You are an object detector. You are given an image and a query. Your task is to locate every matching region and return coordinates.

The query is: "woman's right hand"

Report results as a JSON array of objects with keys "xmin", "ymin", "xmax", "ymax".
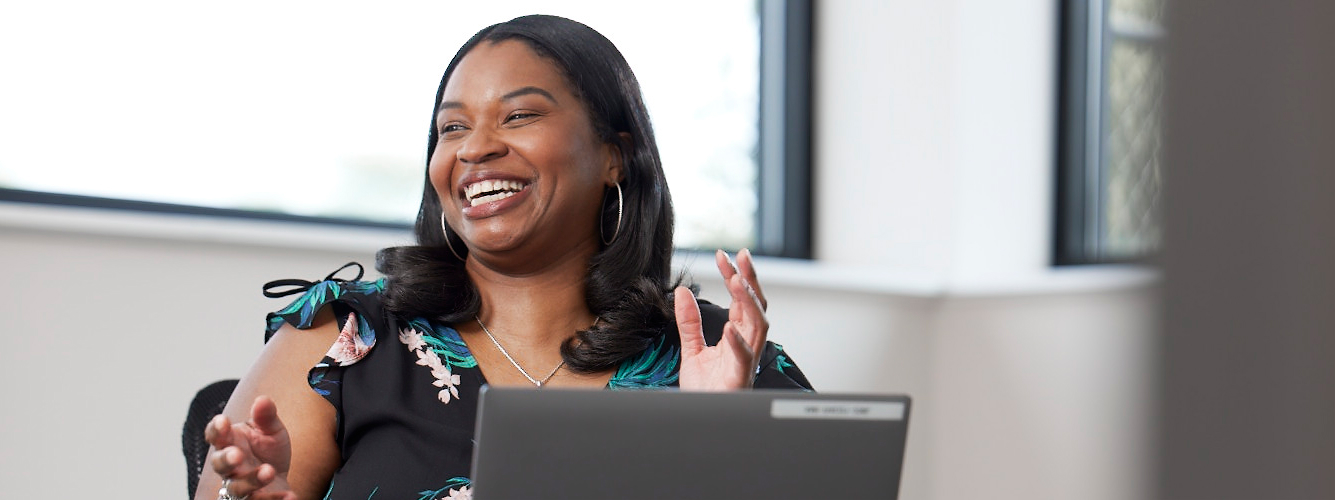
[{"xmin": 204, "ymin": 395, "xmax": 299, "ymax": 500}]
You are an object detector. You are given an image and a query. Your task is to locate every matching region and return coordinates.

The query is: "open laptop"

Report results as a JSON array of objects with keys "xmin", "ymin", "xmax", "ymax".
[{"xmin": 470, "ymin": 387, "xmax": 911, "ymax": 500}]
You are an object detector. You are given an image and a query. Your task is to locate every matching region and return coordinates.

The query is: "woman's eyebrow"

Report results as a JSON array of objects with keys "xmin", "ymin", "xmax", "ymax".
[
  {"xmin": 437, "ymin": 86, "xmax": 558, "ymax": 115},
  {"xmin": 502, "ymin": 86, "xmax": 558, "ymax": 104}
]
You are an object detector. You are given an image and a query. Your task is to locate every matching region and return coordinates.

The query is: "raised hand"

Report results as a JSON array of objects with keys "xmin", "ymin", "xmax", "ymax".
[
  {"xmin": 203, "ymin": 395, "xmax": 299, "ymax": 500},
  {"xmin": 676, "ymin": 249, "xmax": 770, "ymax": 391}
]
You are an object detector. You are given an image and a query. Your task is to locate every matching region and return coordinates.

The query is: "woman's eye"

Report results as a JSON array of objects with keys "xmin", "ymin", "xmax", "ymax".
[
  {"xmin": 506, "ymin": 112, "xmax": 539, "ymax": 123},
  {"xmin": 439, "ymin": 124, "xmax": 466, "ymax": 137}
]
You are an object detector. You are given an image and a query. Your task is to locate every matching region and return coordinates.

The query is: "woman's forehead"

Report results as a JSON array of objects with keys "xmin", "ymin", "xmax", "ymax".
[{"xmin": 440, "ymin": 39, "xmax": 572, "ymax": 105}]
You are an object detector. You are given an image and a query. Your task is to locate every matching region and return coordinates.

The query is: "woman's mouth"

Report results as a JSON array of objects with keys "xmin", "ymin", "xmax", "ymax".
[{"xmin": 463, "ymin": 179, "xmax": 528, "ymax": 207}]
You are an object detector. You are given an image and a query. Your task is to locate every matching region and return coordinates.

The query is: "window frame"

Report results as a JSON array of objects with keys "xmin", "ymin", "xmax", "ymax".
[
  {"xmin": 756, "ymin": 0, "xmax": 813, "ymax": 259},
  {"xmin": 1055, "ymin": 0, "xmax": 1098, "ymax": 265},
  {"xmin": 1054, "ymin": 0, "xmax": 1163, "ymax": 266}
]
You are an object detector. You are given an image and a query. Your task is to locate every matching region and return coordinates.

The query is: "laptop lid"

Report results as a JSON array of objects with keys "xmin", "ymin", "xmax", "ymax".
[{"xmin": 470, "ymin": 387, "xmax": 911, "ymax": 500}]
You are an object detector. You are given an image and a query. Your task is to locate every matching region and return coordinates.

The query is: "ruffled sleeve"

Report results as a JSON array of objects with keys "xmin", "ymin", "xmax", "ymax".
[
  {"xmin": 262, "ymin": 263, "xmax": 390, "ymax": 405},
  {"xmin": 753, "ymin": 342, "xmax": 814, "ymax": 390}
]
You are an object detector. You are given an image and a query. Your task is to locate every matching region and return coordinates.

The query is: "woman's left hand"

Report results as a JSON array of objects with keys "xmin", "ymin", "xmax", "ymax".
[{"xmin": 677, "ymin": 248, "xmax": 769, "ymax": 391}]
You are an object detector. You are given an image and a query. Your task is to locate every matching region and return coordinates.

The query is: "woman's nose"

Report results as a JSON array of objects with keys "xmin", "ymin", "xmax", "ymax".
[{"xmin": 456, "ymin": 127, "xmax": 507, "ymax": 164}]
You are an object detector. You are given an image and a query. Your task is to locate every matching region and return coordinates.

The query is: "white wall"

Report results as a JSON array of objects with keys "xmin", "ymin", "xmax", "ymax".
[
  {"xmin": 0, "ymin": 1, "xmax": 1158, "ymax": 499},
  {"xmin": 810, "ymin": 1, "xmax": 1156, "ymax": 498},
  {"xmin": 0, "ymin": 218, "xmax": 372, "ymax": 499}
]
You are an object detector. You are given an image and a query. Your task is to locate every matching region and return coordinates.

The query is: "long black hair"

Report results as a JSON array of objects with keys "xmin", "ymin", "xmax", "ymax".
[{"xmin": 375, "ymin": 14, "xmax": 679, "ymax": 372}]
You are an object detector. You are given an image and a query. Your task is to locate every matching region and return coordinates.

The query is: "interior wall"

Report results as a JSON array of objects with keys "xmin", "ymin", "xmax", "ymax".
[
  {"xmin": 0, "ymin": 223, "xmax": 374, "ymax": 500},
  {"xmin": 927, "ymin": 289, "xmax": 1156, "ymax": 500},
  {"xmin": 810, "ymin": 1, "xmax": 1156, "ymax": 498}
]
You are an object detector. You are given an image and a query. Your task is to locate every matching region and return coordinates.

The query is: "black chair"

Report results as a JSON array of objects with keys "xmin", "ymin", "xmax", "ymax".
[{"xmin": 183, "ymin": 379, "xmax": 239, "ymax": 498}]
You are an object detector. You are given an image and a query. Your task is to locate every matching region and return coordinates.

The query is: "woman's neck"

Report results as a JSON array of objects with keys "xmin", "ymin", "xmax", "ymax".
[{"xmin": 464, "ymin": 245, "xmax": 597, "ymax": 348}]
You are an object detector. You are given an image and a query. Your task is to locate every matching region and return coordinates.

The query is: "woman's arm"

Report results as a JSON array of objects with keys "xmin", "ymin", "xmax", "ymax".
[{"xmin": 194, "ymin": 307, "xmax": 342, "ymax": 500}]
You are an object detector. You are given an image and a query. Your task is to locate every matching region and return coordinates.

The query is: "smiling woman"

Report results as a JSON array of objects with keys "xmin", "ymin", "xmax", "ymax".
[
  {"xmin": 418, "ymin": 31, "xmax": 665, "ymax": 372},
  {"xmin": 194, "ymin": 15, "xmax": 812, "ymax": 500}
]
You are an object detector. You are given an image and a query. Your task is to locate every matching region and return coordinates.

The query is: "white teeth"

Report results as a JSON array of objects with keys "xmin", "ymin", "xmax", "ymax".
[
  {"xmin": 472, "ymin": 191, "xmax": 518, "ymax": 205},
  {"xmin": 464, "ymin": 179, "xmax": 526, "ymax": 201}
]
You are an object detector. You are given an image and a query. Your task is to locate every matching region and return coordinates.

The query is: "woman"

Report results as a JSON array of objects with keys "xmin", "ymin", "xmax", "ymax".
[{"xmin": 198, "ymin": 14, "xmax": 811, "ymax": 500}]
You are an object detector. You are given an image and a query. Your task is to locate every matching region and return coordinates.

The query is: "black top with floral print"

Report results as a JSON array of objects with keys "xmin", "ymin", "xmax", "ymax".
[{"xmin": 264, "ymin": 275, "xmax": 813, "ymax": 500}]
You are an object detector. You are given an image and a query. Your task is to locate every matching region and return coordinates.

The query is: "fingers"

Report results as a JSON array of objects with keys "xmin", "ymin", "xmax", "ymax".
[
  {"xmin": 723, "ymin": 272, "xmax": 769, "ymax": 358},
  {"xmin": 210, "ymin": 444, "xmax": 243, "ymax": 478},
  {"xmin": 214, "ymin": 464, "xmax": 277, "ymax": 498},
  {"xmin": 211, "ymin": 447, "xmax": 280, "ymax": 498},
  {"xmin": 726, "ymin": 329, "xmax": 756, "ymax": 389},
  {"xmin": 674, "ymin": 286, "xmax": 706, "ymax": 356},
  {"xmin": 205, "ymin": 413, "xmax": 232, "ymax": 449},
  {"xmin": 736, "ymin": 248, "xmax": 767, "ymax": 311},
  {"xmin": 716, "ymin": 249, "xmax": 766, "ymax": 330},
  {"xmin": 681, "ymin": 252, "xmax": 770, "ymax": 391},
  {"xmin": 721, "ymin": 322, "xmax": 755, "ymax": 367},
  {"xmin": 714, "ymin": 248, "xmax": 737, "ymax": 280},
  {"xmin": 207, "ymin": 397, "xmax": 291, "ymax": 499},
  {"xmin": 715, "ymin": 249, "xmax": 767, "ymax": 311},
  {"xmin": 250, "ymin": 395, "xmax": 286, "ymax": 436}
]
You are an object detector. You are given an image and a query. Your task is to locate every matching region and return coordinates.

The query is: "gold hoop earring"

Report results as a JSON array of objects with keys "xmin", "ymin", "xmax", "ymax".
[
  {"xmin": 601, "ymin": 183, "xmax": 623, "ymax": 246},
  {"xmin": 440, "ymin": 212, "xmax": 466, "ymax": 262}
]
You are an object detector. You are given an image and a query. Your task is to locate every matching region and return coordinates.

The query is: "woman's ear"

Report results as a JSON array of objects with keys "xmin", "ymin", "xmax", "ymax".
[{"xmin": 605, "ymin": 132, "xmax": 632, "ymax": 185}]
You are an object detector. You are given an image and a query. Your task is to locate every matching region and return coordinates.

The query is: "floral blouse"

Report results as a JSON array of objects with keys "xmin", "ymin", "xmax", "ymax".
[{"xmin": 263, "ymin": 270, "xmax": 813, "ymax": 500}]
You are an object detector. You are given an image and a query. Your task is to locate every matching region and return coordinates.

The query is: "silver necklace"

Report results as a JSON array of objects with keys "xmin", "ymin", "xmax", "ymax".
[{"xmin": 475, "ymin": 315, "xmax": 597, "ymax": 388}]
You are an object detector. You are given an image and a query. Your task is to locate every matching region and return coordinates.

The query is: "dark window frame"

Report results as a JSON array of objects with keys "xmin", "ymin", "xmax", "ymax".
[
  {"xmin": 1055, "ymin": 0, "xmax": 1104, "ymax": 265},
  {"xmin": 756, "ymin": 0, "xmax": 813, "ymax": 259},
  {"xmin": 1054, "ymin": 0, "xmax": 1162, "ymax": 266}
]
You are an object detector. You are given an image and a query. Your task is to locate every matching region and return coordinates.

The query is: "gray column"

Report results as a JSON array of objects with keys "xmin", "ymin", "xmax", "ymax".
[{"xmin": 1157, "ymin": 1, "xmax": 1335, "ymax": 498}]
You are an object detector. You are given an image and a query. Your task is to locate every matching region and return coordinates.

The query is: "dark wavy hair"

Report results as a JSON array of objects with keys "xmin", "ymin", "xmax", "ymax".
[{"xmin": 375, "ymin": 14, "xmax": 679, "ymax": 373}]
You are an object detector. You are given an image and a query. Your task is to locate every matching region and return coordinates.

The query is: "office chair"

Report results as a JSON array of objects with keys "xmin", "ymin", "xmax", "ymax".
[{"xmin": 182, "ymin": 379, "xmax": 239, "ymax": 498}]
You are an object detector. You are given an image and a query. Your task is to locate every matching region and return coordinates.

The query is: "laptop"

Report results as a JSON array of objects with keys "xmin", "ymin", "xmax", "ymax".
[{"xmin": 470, "ymin": 387, "xmax": 911, "ymax": 500}]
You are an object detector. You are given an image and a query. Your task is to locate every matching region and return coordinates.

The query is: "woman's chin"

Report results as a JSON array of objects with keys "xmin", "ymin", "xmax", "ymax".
[
  {"xmin": 462, "ymin": 236, "xmax": 525, "ymax": 256},
  {"xmin": 465, "ymin": 233, "xmax": 599, "ymax": 265}
]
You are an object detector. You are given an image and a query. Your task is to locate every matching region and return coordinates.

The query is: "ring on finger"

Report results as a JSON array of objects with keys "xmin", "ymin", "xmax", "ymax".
[{"xmin": 218, "ymin": 478, "xmax": 249, "ymax": 500}]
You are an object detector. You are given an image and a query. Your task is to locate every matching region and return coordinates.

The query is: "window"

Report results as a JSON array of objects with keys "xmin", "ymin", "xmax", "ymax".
[
  {"xmin": 0, "ymin": 1, "xmax": 811, "ymax": 257},
  {"xmin": 1055, "ymin": 0, "xmax": 1165, "ymax": 264}
]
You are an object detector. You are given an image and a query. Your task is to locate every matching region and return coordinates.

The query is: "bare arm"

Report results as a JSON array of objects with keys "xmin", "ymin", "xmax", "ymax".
[{"xmin": 194, "ymin": 306, "xmax": 342, "ymax": 500}]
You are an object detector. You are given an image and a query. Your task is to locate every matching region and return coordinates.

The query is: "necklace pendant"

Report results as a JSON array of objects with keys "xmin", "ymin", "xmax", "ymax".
[{"xmin": 475, "ymin": 314, "xmax": 586, "ymax": 391}]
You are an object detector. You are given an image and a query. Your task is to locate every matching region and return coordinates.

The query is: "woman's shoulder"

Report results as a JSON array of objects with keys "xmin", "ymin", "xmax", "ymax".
[
  {"xmin": 265, "ymin": 279, "xmax": 388, "ymax": 337},
  {"xmin": 261, "ymin": 263, "xmax": 393, "ymax": 342}
]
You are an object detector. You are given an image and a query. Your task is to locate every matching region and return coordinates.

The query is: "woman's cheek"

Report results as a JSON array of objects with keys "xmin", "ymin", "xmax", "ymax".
[{"xmin": 427, "ymin": 156, "xmax": 453, "ymax": 203}]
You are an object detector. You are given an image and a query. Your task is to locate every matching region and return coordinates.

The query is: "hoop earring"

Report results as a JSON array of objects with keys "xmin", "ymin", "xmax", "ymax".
[
  {"xmin": 600, "ymin": 183, "xmax": 624, "ymax": 246},
  {"xmin": 440, "ymin": 212, "xmax": 466, "ymax": 262}
]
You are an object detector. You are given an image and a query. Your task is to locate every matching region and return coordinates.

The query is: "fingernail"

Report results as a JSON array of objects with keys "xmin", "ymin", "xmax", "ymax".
[{"xmin": 740, "ymin": 248, "xmax": 752, "ymax": 261}]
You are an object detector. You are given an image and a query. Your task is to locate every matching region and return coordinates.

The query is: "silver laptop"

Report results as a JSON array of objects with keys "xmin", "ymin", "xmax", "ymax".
[{"xmin": 470, "ymin": 386, "xmax": 911, "ymax": 500}]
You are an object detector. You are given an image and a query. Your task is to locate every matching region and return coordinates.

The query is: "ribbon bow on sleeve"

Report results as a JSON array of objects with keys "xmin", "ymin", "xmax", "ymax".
[{"xmin": 261, "ymin": 262, "xmax": 365, "ymax": 298}]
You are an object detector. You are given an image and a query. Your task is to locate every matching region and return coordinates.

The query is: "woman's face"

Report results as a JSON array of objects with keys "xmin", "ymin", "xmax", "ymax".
[{"xmin": 430, "ymin": 39, "xmax": 620, "ymax": 261}]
